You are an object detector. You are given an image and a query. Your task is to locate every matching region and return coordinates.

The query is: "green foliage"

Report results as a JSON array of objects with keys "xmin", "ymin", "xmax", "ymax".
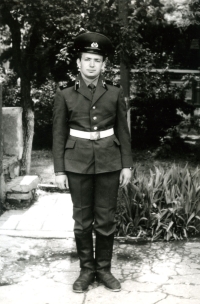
[
  {"xmin": 0, "ymin": 0, "xmax": 87, "ymax": 83},
  {"xmin": 131, "ymin": 0, "xmax": 200, "ymax": 69},
  {"xmin": 1, "ymin": 69, "xmax": 21, "ymax": 106},
  {"xmin": 1, "ymin": 0, "xmax": 200, "ymax": 153},
  {"xmin": 116, "ymin": 164, "xmax": 200, "ymax": 241},
  {"xmin": 154, "ymin": 127, "xmax": 188, "ymax": 158},
  {"xmin": 161, "ymin": 0, "xmax": 200, "ymax": 27},
  {"xmin": 1, "ymin": 69, "xmax": 56, "ymax": 148},
  {"xmin": 1, "ymin": 0, "xmax": 199, "ymax": 82},
  {"xmin": 32, "ymin": 78, "xmax": 57, "ymax": 148},
  {"xmin": 130, "ymin": 68, "xmax": 192, "ymax": 147}
]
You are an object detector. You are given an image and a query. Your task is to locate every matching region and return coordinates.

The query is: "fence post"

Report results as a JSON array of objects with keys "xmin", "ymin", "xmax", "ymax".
[{"xmin": 0, "ymin": 83, "xmax": 3, "ymax": 214}]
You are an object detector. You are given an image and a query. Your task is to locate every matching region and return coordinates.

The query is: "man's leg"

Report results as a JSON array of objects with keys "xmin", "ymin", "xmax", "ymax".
[
  {"xmin": 67, "ymin": 172, "xmax": 95, "ymax": 292},
  {"xmin": 94, "ymin": 171, "xmax": 121, "ymax": 291}
]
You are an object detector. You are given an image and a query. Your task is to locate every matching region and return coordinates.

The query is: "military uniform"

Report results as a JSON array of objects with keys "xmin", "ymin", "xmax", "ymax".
[
  {"xmin": 53, "ymin": 74, "xmax": 132, "ymax": 174},
  {"xmin": 53, "ymin": 32, "xmax": 133, "ymax": 293}
]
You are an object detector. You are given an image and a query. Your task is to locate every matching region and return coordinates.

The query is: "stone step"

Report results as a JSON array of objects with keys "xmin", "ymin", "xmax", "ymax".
[
  {"xmin": 5, "ymin": 175, "xmax": 40, "ymax": 207},
  {"xmin": 6, "ymin": 175, "xmax": 40, "ymax": 193},
  {"xmin": 38, "ymin": 183, "xmax": 70, "ymax": 193},
  {"xmin": 7, "ymin": 191, "xmax": 34, "ymax": 200}
]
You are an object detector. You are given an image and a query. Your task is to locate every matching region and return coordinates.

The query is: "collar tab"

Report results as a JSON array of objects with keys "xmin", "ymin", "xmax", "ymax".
[
  {"xmin": 102, "ymin": 80, "xmax": 108, "ymax": 90},
  {"xmin": 75, "ymin": 80, "xmax": 80, "ymax": 90}
]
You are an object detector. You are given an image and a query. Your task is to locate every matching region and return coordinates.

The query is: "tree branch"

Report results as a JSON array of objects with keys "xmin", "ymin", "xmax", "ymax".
[{"xmin": 1, "ymin": 4, "xmax": 22, "ymax": 76}]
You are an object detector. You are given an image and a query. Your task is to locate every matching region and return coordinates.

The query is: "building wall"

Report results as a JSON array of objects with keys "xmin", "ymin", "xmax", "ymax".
[
  {"xmin": 0, "ymin": 107, "xmax": 23, "ymax": 204},
  {"xmin": 2, "ymin": 107, "xmax": 23, "ymax": 159}
]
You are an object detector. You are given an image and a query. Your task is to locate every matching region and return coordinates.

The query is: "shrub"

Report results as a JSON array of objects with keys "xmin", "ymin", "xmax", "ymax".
[
  {"xmin": 1, "ymin": 69, "xmax": 21, "ymax": 107},
  {"xmin": 116, "ymin": 164, "xmax": 200, "ymax": 241},
  {"xmin": 32, "ymin": 78, "xmax": 57, "ymax": 149},
  {"xmin": 1, "ymin": 69, "xmax": 57, "ymax": 149},
  {"xmin": 130, "ymin": 69, "xmax": 192, "ymax": 147}
]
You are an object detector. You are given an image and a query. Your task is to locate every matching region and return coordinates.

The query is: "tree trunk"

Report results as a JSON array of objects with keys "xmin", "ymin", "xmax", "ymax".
[
  {"xmin": 21, "ymin": 108, "xmax": 34, "ymax": 175},
  {"xmin": 2, "ymin": 5, "xmax": 34, "ymax": 175},
  {"xmin": 118, "ymin": 0, "xmax": 131, "ymax": 133},
  {"xmin": 20, "ymin": 76, "xmax": 34, "ymax": 175}
]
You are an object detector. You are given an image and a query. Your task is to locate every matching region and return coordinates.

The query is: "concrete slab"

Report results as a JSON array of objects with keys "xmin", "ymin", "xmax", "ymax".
[
  {"xmin": 167, "ymin": 274, "xmax": 200, "ymax": 285},
  {"xmin": 6, "ymin": 175, "xmax": 40, "ymax": 193},
  {"xmin": 162, "ymin": 284, "xmax": 200, "ymax": 300},
  {"xmin": 0, "ymin": 229, "xmax": 74, "ymax": 238},
  {"xmin": 0, "ymin": 218, "xmax": 20, "ymax": 230},
  {"xmin": 15, "ymin": 219, "xmax": 44, "ymax": 230},
  {"xmin": 122, "ymin": 280, "xmax": 158, "ymax": 292},
  {"xmin": 85, "ymin": 286, "xmax": 166, "ymax": 304},
  {"xmin": 2, "ymin": 107, "xmax": 23, "ymax": 159},
  {"xmin": 1, "ymin": 190, "xmax": 200, "ymax": 304},
  {"xmin": 0, "ymin": 278, "xmax": 84, "ymax": 304},
  {"xmin": 7, "ymin": 191, "xmax": 33, "ymax": 200},
  {"xmin": 0, "ymin": 210, "xmax": 26, "ymax": 220},
  {"xmin": 41, "ymin": 220, "xmax": 74, "ymax": 231},
  {"xmin": 136, "ymin": 273, "xmax": 169, "ymax": 284},
  {"xmin": 0, "ymin": 192, "xmax": 73, "ymax": 238},
  {"xmin": 158, "ymin": 295, "xmax": 200, "ymax": 304}
]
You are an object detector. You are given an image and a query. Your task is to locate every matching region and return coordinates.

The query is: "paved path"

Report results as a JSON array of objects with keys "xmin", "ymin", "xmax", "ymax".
[
  {"xmin": 1, "ymin": 190, "xmax": 200, "ymax": 304},
  {"xmin": 0, "ymin": 191, "xmax": 74, "ymax": 238}
]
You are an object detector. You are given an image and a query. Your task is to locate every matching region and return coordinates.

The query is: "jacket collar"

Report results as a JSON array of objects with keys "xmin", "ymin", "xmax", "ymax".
[{"xmin": 75, "ymin": 74, "xmax": 107, "ymax": 106}]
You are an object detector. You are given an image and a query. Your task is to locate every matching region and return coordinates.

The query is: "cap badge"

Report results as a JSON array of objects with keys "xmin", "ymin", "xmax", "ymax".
[{"xmin": 91, "ymin": 42, "xmax": 98, "ymax": 48}]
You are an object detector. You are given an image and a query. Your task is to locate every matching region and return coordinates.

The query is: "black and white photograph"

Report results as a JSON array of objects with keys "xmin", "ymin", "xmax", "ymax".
[{"xmin": 1, "ymin": 0, "xmax": 200, "ymax": 303}]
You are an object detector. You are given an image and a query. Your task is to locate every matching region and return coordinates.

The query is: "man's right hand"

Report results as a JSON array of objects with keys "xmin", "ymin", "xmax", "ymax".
[{"xmin": 55, "ymin": 174, "xmax": 69, "ymax": 189}]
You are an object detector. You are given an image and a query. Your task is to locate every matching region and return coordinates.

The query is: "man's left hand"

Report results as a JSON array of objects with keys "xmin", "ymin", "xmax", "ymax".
[{"xmin": 119, "ymin": 168, "xmax": 132, "ymax": 188}]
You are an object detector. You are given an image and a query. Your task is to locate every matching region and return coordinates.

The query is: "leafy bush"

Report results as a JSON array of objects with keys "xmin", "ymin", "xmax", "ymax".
[
  {"xmin": 1, "ymin": 69, "xmax": 56, "ymax": 149},
  {"xmin": 1, "ymin": 69, "xmax": 21, "ymax": 107},
  {"xmin": 32, "ymin": 78, "xmax": 57, "ymax": 148},
  {"xmin": 116, "ymin": 164, "xmax": 200, "ymax": 241},
  {"xmin": 130, "ymin": 69, "xmax": 192, "ymax": 147}
]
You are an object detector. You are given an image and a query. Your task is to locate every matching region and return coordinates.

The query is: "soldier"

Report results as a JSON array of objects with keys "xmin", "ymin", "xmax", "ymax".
[{"xmin": 53, "ymin": 32, "xmax": 133, "ymax": 293}]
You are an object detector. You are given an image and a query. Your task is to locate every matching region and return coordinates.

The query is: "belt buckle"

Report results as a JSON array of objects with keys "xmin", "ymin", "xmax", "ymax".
[{"xmin": 90, "ymin": 131, "xmax": 100, "ymax": 140}]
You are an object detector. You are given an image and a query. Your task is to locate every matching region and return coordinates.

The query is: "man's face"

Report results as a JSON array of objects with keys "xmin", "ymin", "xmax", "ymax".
[{"xmin": 77, "ymin": 53, "xmax": 105, "ymax": 79}]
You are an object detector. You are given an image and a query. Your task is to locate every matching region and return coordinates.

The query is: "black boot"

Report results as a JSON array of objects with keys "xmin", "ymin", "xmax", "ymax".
[
  {"xmin": 95, "ymin": 232, "xmax": 121, "ymax": 292},
  {"xmin": 73, "ymin": 229, "xmax": 95, "ymax": 293}
]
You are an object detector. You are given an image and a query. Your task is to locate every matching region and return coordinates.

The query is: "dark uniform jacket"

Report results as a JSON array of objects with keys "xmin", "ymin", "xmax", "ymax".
[{"xmin": 53, "ymin": 74, "xmax": 133, "ymax": 174}]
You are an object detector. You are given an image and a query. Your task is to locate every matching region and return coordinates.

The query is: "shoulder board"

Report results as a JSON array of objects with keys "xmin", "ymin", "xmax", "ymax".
[
  {"xmin": 104, "ymin": 79, "xmax": 120, "ymax": 88},
  {"xmin": 59, "ymin": 80, "xmax": 76, "ymax": 91}
]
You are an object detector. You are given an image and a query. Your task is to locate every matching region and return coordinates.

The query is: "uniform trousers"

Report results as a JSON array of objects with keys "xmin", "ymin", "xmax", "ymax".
[{"xmin": 66, "ymin": 170, "xmax": 120, "ymax": 236}]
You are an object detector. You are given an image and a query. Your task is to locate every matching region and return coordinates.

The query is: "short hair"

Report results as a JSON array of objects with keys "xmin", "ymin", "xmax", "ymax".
[{"xmin": 78, "ymin": 52, "xmax": 105, "ymax": 62}]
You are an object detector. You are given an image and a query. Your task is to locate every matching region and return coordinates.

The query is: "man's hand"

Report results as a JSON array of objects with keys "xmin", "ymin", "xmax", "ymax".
[
  {"xmin": 55, "ymin": 174, "xmax": 69, "ymax": 189},
  {"xmin": 119, "ymin": 168, "xmax": 132, "ymax": 188}
]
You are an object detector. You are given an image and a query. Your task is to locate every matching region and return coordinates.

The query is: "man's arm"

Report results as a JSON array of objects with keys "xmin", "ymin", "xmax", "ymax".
[
  {"xmin": 114, "ymin": 87, "xmax": 133, "ymax": 187},
  {"xmin": 53, "ymin": 89, "xmax": 70, "ymax": 190},
  {"xmin": 119, "ymin": 168, "xmax": 132, "ymax": 188},
  {"xmin": 52, "ymin": 89, "xmax": 68, "ymax": 172},
  {"xmin": 114, "ymin": 87, "xmax": 133, "ymax": 168},
  {"xmin": 55, "ymin": 173, "xmax": 69, "ymax": 189}
]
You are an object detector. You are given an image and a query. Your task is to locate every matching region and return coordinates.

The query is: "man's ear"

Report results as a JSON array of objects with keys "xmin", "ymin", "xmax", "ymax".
[
  {"xmin": 77, "ymin": 58, "xmax": 81, "ymax": 70},
  {"xmin": 101, "ymin": 61, "xmax": 106, "ymax": 73}
]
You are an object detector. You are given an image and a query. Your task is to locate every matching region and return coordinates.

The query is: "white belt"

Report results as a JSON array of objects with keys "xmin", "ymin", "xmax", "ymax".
[{"xmin": 70, "ymin": 128, "xmax": 114, "ymax": 140}]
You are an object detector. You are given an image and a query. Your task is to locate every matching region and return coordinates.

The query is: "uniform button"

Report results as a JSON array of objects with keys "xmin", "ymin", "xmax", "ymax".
[
  {"xmin": 93, "ymin": 116, "xmax": 97, "ymax": 120},
  {"xmin": 92, "ymin": 106, "xmax": 96, "ymax": 109},
  {"xmin": 94, "ymin": 126, "xmax": 98, "ymax": 130}
]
